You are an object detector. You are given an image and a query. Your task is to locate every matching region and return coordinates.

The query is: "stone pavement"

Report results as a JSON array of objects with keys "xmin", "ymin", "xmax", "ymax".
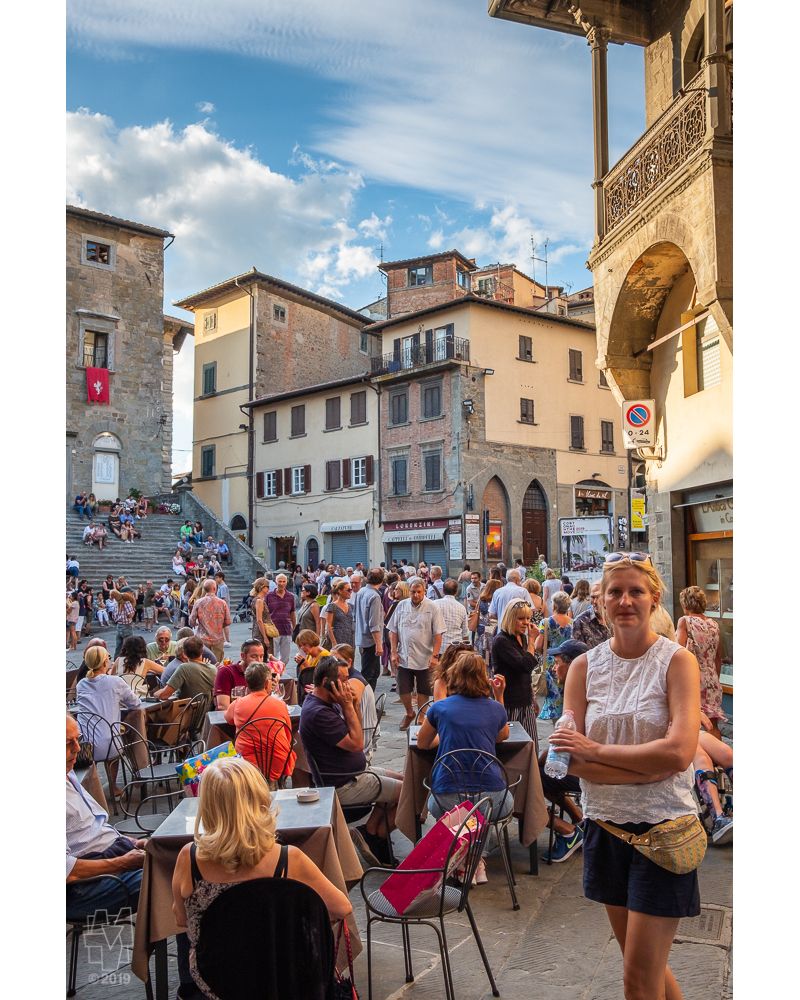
[{"xmin": 67, "ymin": 621, "xmax": 732, "ymax": 998}]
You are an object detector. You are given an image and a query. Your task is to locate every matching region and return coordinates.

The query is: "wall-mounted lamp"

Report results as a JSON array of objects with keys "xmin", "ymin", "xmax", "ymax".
[
  {"xmin": 238, "ymin": 423, "xmax": 248, "ymax": 431},
  {"xmin": 462, "ymin": 398, "xmax": 474, "ymax": 414},
  {"xmin": 483, "ymin": 368, "xmax": 495, "ymax": 376}
]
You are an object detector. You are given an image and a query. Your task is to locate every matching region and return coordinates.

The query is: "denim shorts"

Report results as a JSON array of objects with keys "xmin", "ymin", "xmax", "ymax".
[{"xmin": 582, "ymin": 818, "xmax": 701, "ymax": 918}]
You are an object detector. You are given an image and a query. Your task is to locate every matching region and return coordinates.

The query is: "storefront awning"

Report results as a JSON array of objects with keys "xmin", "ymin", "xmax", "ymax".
[
  {"xmin": 384, "ymin": 528, "xmax": 446, "ymax": 543},
  {"xmin": 320, "ymin": 520, "xmax": 368, "ymax": 533},
  {"xmin": 671, "ymin": 496, "xmax": 732, "ymax": 509}
]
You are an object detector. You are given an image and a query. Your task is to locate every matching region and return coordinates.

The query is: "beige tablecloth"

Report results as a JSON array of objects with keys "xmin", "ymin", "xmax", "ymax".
[
  {"xmin": 77, "ymin": 763, "xmax": 108, "ymax": 812},
  {"xmin": 395, "ymin": 739, "xmax": 548, "ymax": 848},
  {"xmin": 131, "ymin": 792, "xmax": 363, "ymax": 984}
]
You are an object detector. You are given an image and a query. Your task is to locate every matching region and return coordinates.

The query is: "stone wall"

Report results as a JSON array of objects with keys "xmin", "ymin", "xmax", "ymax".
[
  {"xmin": 66, "ymin": 212, "xmax": 173, "ymax": 497},
  {"xmin": 253, "ymin": 286, "xmax": 368, "ymax": 398}
]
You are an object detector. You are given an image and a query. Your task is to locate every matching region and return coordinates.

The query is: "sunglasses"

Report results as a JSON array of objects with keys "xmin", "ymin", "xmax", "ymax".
[{"xmin": 604, "ymin": 552, "xmax": 653, "ymax": 567}]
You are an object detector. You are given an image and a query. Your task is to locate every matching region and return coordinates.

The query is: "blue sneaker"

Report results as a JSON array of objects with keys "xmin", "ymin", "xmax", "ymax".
[{"xmin": 544, "ymin": 826, "xmax": 584, "ymax": 863}]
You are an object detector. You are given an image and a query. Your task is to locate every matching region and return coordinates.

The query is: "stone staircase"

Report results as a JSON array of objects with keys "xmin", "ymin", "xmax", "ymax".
[{"xmin": 66, "ymin": 506, "xmax": 257, "ymax": 607}]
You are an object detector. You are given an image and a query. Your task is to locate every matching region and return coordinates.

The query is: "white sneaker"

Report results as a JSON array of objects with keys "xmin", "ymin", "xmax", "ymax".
[
  {"xmin": 223, "ymin": 641, "xmax": 231, "ymax": 647},
  {"xmin": 475, "ymin": 859, "xmax": 488, "ymax": 884}
]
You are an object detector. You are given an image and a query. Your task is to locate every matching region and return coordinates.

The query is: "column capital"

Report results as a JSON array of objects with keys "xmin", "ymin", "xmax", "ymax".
[{"xmin": 567, "ymin": 4, "xmax": 610, "ymax": 47}]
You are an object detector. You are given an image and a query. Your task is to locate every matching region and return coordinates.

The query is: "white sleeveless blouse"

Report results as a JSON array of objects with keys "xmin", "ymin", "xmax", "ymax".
[{"xmin": 579, "ymin": 636, "xmax": 697, "ymax": 824}]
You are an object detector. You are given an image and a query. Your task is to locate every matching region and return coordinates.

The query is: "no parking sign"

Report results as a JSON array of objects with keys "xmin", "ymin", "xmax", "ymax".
[{"xmin": 622, "ymin": 399, "xmax": 655, "ymax": 449}]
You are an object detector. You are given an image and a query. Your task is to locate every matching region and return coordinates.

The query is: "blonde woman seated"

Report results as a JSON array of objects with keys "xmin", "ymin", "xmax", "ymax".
[{"xmin": 172, "ymin": 757, "xmax": 352, "ymax": 999}]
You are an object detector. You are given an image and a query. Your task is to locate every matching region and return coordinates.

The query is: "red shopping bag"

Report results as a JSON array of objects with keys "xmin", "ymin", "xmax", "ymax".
[{"xmin": 380, "ymin": 801, "xmax": 485, "ymax": 915}]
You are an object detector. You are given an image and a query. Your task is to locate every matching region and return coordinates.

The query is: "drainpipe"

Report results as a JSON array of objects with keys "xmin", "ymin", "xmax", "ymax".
[
  {"xmin": 234, "ymin": 274, "xmax": 256, "ymax": 548},
  {"xmin": 364, "ymin": 374, "xmax": 383, "ymax": 562}
]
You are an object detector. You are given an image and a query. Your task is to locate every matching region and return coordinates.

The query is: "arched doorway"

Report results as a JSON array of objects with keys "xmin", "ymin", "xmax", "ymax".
[
  {"xmin": 522, "ymin": 479, "xmax": 548, "ymax": 565},
  {"xmin": 91, "ymin": 432, "xmax": 121, "ymax": 500},
  {"xmin": 230, "ymin": 514, "xmax": 247, "ymax": 532},
  {"xmin": 481, "ymin": 476, "xmax": 510, "ymax": 564},
  {"xmin": 306, "ymin": 537, "xmax": 319, "ymax": 571}
]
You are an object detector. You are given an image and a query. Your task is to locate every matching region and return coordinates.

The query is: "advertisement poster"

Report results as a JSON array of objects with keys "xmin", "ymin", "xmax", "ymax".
[
  {"xmin": 486, "ymin": 520, "xmax": 503, "ymax": 560},
  {"xmin": 559, "ymin": 516, "xmax": 613, "ymax": 582},
  {"xmin": 448, "ymin": 518, "xmax": 463, "ymax": 561},
  {"xmin": 464, "ymin": 514, "xmax": 481, "ymax": 560},
  {"xmin": 631, "ymin": 495, "xmax": 646, "ymax": 532}
]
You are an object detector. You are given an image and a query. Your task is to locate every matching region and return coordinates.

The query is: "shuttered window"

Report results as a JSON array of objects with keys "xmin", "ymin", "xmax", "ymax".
[
  {"xmin": 288, "ymin": 465, "xmax": 310, "ymax": 494},
  {"xmin": 350, "ymin": 391, "xmax": 367, "ymax": 425},
  {"xmin": 390, "ymin": 390, "xmax": 408, "ymax": 425},
  {"xmin": 325, "ymin": 396, "xmax": 341, "ymax": 430},
  {"xmin": 697, "ymin": 320, "xmax": 721, "ymax": 390},
  {"xmin": 520, "ymin": 398, "xmax": 535, "ymax": 424},
  {"xmin": 325, "ymin": 460, "xmax": 341, "ymax": 491},
  {"xmin": 569, "ymin": 349, "xmax": 583, "ymax": 381},
  {"xmin": 601, "ymin": 420, "xmax": 614, "ymax": 453},
  {"xmin": 570, "ymin": 415, "xmax": 585, "ymax": 450},
  {"xmin": 201, "ymin": 362, "xmax": 217, "ymax": 395},
  {"xmin": 422, "ymin": 381, "xmax": 442, "ymax": 419},
  {"xmin": 391, "ymin": 456, "xmax": 408, "ymax": 496},
  {"xmin": 424, "ymin": 450, "xmax": 442, "ymax": 491},
  {"xmin": 256, "ymin": 470, "xmax": 279, "ymax": 498},
  {"xmin": 201, "ymin": 446, "xmax": 215, "ymax": 478},
  {"xmin": 263, "ymin": 411, "xmax": 277, "ymax": 442},
  {"xmin": 518, "ymin": 335, "xmax": 533, "ymax": 362},
  {"xmin": 290, "ymin": 405, "xmax": 305, "ymax": 436}
]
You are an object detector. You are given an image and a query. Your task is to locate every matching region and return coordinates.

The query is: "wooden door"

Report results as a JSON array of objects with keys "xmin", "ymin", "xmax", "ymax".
[{"xmin": 522, "ymin": 509, "xmax": 547, "ymax": 565}]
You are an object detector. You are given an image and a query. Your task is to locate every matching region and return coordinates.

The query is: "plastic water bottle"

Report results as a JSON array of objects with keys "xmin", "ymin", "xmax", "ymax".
[{"xmin": 544, "ymin": 709, "xmax": 576, "ymax": 779}]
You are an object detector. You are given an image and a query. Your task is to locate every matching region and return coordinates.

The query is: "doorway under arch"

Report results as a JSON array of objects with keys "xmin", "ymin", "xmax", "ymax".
[
  {"xmin": 91, "ymin": 432, "xmax": 121, "ymax": 500},
  {"xmin": 230, "ymin": 513, "xmax": 247, "ymax": 533},
  {"xmin": 306, "ymin": 537, "xmax": 320, "ymax": 571},
  {"xmin": 481, "ymin": 476, "xmax": 510, "ymax": 564},
  {"xmin": 522, "ymin": 479, "xmax": 548, "ymax": 565}
]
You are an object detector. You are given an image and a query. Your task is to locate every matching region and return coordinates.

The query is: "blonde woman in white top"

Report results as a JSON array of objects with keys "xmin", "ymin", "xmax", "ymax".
[{"xmin": 551, "ymin": 553, "xmax": 700, "ymax": 1000}]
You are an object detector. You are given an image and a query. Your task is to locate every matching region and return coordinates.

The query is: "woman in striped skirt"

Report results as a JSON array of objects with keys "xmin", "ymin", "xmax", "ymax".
[{"xmin": 491, "ymin": 598, "xmax": 540, "ymax": 740}]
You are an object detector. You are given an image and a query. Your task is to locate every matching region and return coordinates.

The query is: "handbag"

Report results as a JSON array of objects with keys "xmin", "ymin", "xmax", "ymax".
[
  {"xmin": 333, "ymin": 918, "xmax": 359, "ymax": 999},
  {"xmin": 258, "ymin": 600, "xmax": 280, "ymax": 639},
  {"xmin": 467, "ymin": 607, "xmax": 479, "ymax": 632},
  {"xmin": 594, "ymin": 814, "xmax": 707, "ymax": 875}
]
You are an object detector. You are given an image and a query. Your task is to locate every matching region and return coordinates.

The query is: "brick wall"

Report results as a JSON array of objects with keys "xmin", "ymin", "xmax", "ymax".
[
  {"xmin": 253, "ymin": 286, "xmax": 368, "ymax": 397},
  {"xmin": 385, "ymin": 257, "xmax": 470, "ymax": 317},
  {"xmin": 66, "ymin": 214, "xmax": 174, "ymax": 497}
]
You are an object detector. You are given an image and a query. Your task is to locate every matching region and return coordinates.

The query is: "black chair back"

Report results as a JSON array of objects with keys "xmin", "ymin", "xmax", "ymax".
[
  {"xmin": 415, "ymin": 698, "xmax": 433, "ymax": 724},
  {"xmin": 235, "ymin": 717, "xmax": 294, "ymax": 785},
  {"xmin": 374, "ymin": 692, "xmax": 386, "ymax": 727},
  {"xmin": 427, "ymin": 749, "xmax": 516, "ymax": 820},
  {"xmin": 175, "ymin": 693, "xmax": 210, "ymax": 746},
  {"xmin": 75, "ymin": 711, "xmax": 115, "ymax": 762},
  {"xmin": 194, "ymin": 878, "xmax": 336, "ymax": 1000},
  {"xmin": 110, "ymin": 720, "xmax": 151, "ymax": 778}
]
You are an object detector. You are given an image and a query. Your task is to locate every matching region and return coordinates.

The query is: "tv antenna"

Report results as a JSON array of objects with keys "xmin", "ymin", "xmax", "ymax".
[{"xmin": 530, "ymin": 235, "xmax": 550, "ymax": 300}]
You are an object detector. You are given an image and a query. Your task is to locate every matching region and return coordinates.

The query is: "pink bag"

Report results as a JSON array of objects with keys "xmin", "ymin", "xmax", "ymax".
[{"xmin": 380, "ymin": 801, "xmax": 485, "ymax": 915}]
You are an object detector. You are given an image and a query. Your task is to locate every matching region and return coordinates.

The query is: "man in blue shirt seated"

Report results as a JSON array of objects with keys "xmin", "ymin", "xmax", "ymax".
[
  {"xmin": 66, "ymin": 714, "xmax": 146, "ymax": 919},
  {"xmin": 299, "ymin": 658, "xmax": 402, "ymax": 866}
]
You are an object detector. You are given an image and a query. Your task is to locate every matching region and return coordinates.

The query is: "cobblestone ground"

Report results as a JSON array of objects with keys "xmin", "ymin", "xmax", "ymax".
[{"xmin": 67, "ymin": 622, "xmax": 732, "ymax": 999}]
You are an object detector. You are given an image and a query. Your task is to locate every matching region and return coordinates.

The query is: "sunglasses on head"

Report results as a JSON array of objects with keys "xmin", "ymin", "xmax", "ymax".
[{"xmin": 604, "ymin": 552, "xmax": 653, "ymax": 566}]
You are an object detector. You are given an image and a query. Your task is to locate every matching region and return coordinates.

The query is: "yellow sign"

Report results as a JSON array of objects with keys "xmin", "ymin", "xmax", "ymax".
[{"xmin": 631, "ymin": 496, "xmax": 646, "ymax": 531}]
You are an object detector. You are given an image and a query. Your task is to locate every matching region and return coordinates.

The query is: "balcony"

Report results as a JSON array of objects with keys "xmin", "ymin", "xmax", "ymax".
[
  {"xmin": 602, "ymin": 74, "xmax": 707, "ymax": 237},
  {"xmin": 371, "ymin": 336, "xmax": 470, "ymax": 376}
]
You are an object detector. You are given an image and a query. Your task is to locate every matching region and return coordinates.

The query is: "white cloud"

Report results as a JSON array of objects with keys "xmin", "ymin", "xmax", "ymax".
[
  {"xmin": 196, "ymin": 100, "xmax": 215, "ymax": 114},
  {"xmin": 67, "ymin": 0, "xmax": 644, "ymax": 249},
  {"xmin": 358, "ymin": 212, "xmax": 392, "ymax": 242},
  {"xmin": 427, "ymin": 229, "xmax": 444, "ymax": 251},
  {"xmin": 66, "ymin": 108, "xmax": 386, "ymax": 470}
]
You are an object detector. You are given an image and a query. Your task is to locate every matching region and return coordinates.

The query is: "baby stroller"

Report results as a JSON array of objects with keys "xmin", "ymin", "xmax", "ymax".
[{"xmin": 232, "ymin": 593, "xmax": 253, "ymax": 624}]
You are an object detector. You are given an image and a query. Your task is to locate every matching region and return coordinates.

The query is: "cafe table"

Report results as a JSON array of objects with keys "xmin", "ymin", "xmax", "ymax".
[
  {"xmin": 395, "ymin": 720, "xmax": 549, "ymax": 875},
  {"xmin": 69, "ymin": 700, "xmax": 186, "ymax": 774},
  {"xmin": 131, "ymin": 786, "xmax": 363, "ymax": 998}
]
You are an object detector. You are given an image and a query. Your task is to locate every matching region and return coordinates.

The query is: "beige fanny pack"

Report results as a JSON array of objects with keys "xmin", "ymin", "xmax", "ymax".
[{"xmin": 594, "ymin": 814, "xmax": 707, "ymax": 875}]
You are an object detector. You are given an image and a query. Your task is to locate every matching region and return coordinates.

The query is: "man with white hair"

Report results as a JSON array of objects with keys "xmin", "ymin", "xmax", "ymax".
[
  {"xmin": 349, "ymin": 571, "xmax": 363, "ymax": 603},
  {"xmin": 189, "ymin": 579, "xmax": 231, "ymax": 662},
  {"xmin": 488, "ymin": 568, "xmax": 532, "ymax": 624},
  {"xmin": 266, "ymin": 572, "xmax": 296, "ymax": 664},
  {"xmin": 146, "ymin": 626, "xmax": 177, "ymax": 665},
  {"xmin": 426, "ymin": 565, "xmax": 444, "ymax": 600}
]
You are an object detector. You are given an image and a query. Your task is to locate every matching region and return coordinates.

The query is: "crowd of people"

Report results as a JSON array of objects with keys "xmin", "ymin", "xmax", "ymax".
[{"xmin": 66, "ymin": 547, "xmax": 732, "ymax": 1000}]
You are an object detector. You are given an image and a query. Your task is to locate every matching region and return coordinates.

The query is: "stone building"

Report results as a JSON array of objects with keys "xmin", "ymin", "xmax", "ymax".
[
  {"xmin": 367, "ymin": 286, "xmax": 628, "ymax": 576},
  {"xmin": 175, "ymin": 270, "xmax": 374, "ymax": 541},
  {"xmin": 490, "ymin": 1, "xmax": 733, "ymax": 672},
  {"xmin": 66, "ymin": 206, "xmax": 191, "ymax": 500}
]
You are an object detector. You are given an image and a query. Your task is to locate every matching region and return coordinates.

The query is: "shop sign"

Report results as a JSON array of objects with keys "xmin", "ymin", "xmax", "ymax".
[
  {"xmin": 623, "ymin": 399, "xmax": 656, "ymax": 449},
  {"xmin": 631, "ymin": 495, "xmax": 646, "ymax": 532},
  {"xmin": 383, "ymin": 518, "xmax": 449, "ymax": 531},
  {"xmin": 448, "ymin": 518, "xmax": 463, "ymax": 561},
  {"xmin": 575, "ymin": 487, "xmax": 612, "ymax": 500},
  {"xmin": 464, "ymin": 514, "xmax": 481, "ymax": 560},
  {"xmin": 693, "ymin": 498, "xmax": 733, "ymax": 533}
]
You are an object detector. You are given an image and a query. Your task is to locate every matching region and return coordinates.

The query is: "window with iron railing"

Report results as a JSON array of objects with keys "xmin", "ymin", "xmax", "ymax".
[{"xmin": 83, "ymin": 331, "xmax": 109, "ymax": 369}]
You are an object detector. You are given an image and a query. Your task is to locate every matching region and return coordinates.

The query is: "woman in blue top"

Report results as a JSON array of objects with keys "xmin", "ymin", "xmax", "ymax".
[{"xmin": 418, "ymin": 651, "xmax": 512, "ymax": 818}]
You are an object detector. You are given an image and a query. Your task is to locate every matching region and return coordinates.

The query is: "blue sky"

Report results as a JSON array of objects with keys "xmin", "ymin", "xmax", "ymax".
[{"xmin": 66, "ymin": 0, "xmax": 645, "ymax": 471}]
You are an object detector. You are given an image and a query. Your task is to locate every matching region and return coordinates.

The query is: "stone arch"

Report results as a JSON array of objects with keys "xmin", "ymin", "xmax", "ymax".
[
  {"xmin": 91, "ymin": 432, "xmax": 122, "ymax": 500},
  {"xmin": 230, "ymin": 513, "xmax": 247, "ymax": 532},
  {"xmin": 480, "ymin": 475, "xmax": 511, "ymax": 564},
  {"xmin": 681, "ymin": 0, "xmax": 706, "ymax": 84},
  {"xmin": 521, "ymin": 478, "xmax": 549, "ymax": 564}
]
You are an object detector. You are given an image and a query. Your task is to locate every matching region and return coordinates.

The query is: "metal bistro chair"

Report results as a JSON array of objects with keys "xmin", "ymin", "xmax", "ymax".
[
  {"xmin": 66, "ymin": 875, "xmax": 137, "ymax": 997},
  {"xmin": 111, "ymin": 721, "xmax": 189, "ymax": 834},
  {"xmin": 424, "ymin": 749, "xmax": 522, "ymax": 910},
  {"xmin": 75, "ymin": 711, "xmax": 119, "ymax": 811},
  {"xmin": 235, "ymin": 718, "xmax": 295, "ymax": 789},
  {"xmin": 149, "ymin": 693, "xmax": 209, "ymax": 756},
  {"xmin": 66, "ymin": 667, "xmax": 79, "ymax": 704},
  {"xmin": 414, "ymin": 698, "xmax": 433, "ymax": 724},
  {"xmin": 304, "ymin": 747, "xmax": 395, "ymax": 866},
  {"xmin": 374, "ymin": 691, "xmax": 387, "ymax": 729},
  {"xmin": 360, "ymin": 797, "xmax": 499, "ymax": 1000}
]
